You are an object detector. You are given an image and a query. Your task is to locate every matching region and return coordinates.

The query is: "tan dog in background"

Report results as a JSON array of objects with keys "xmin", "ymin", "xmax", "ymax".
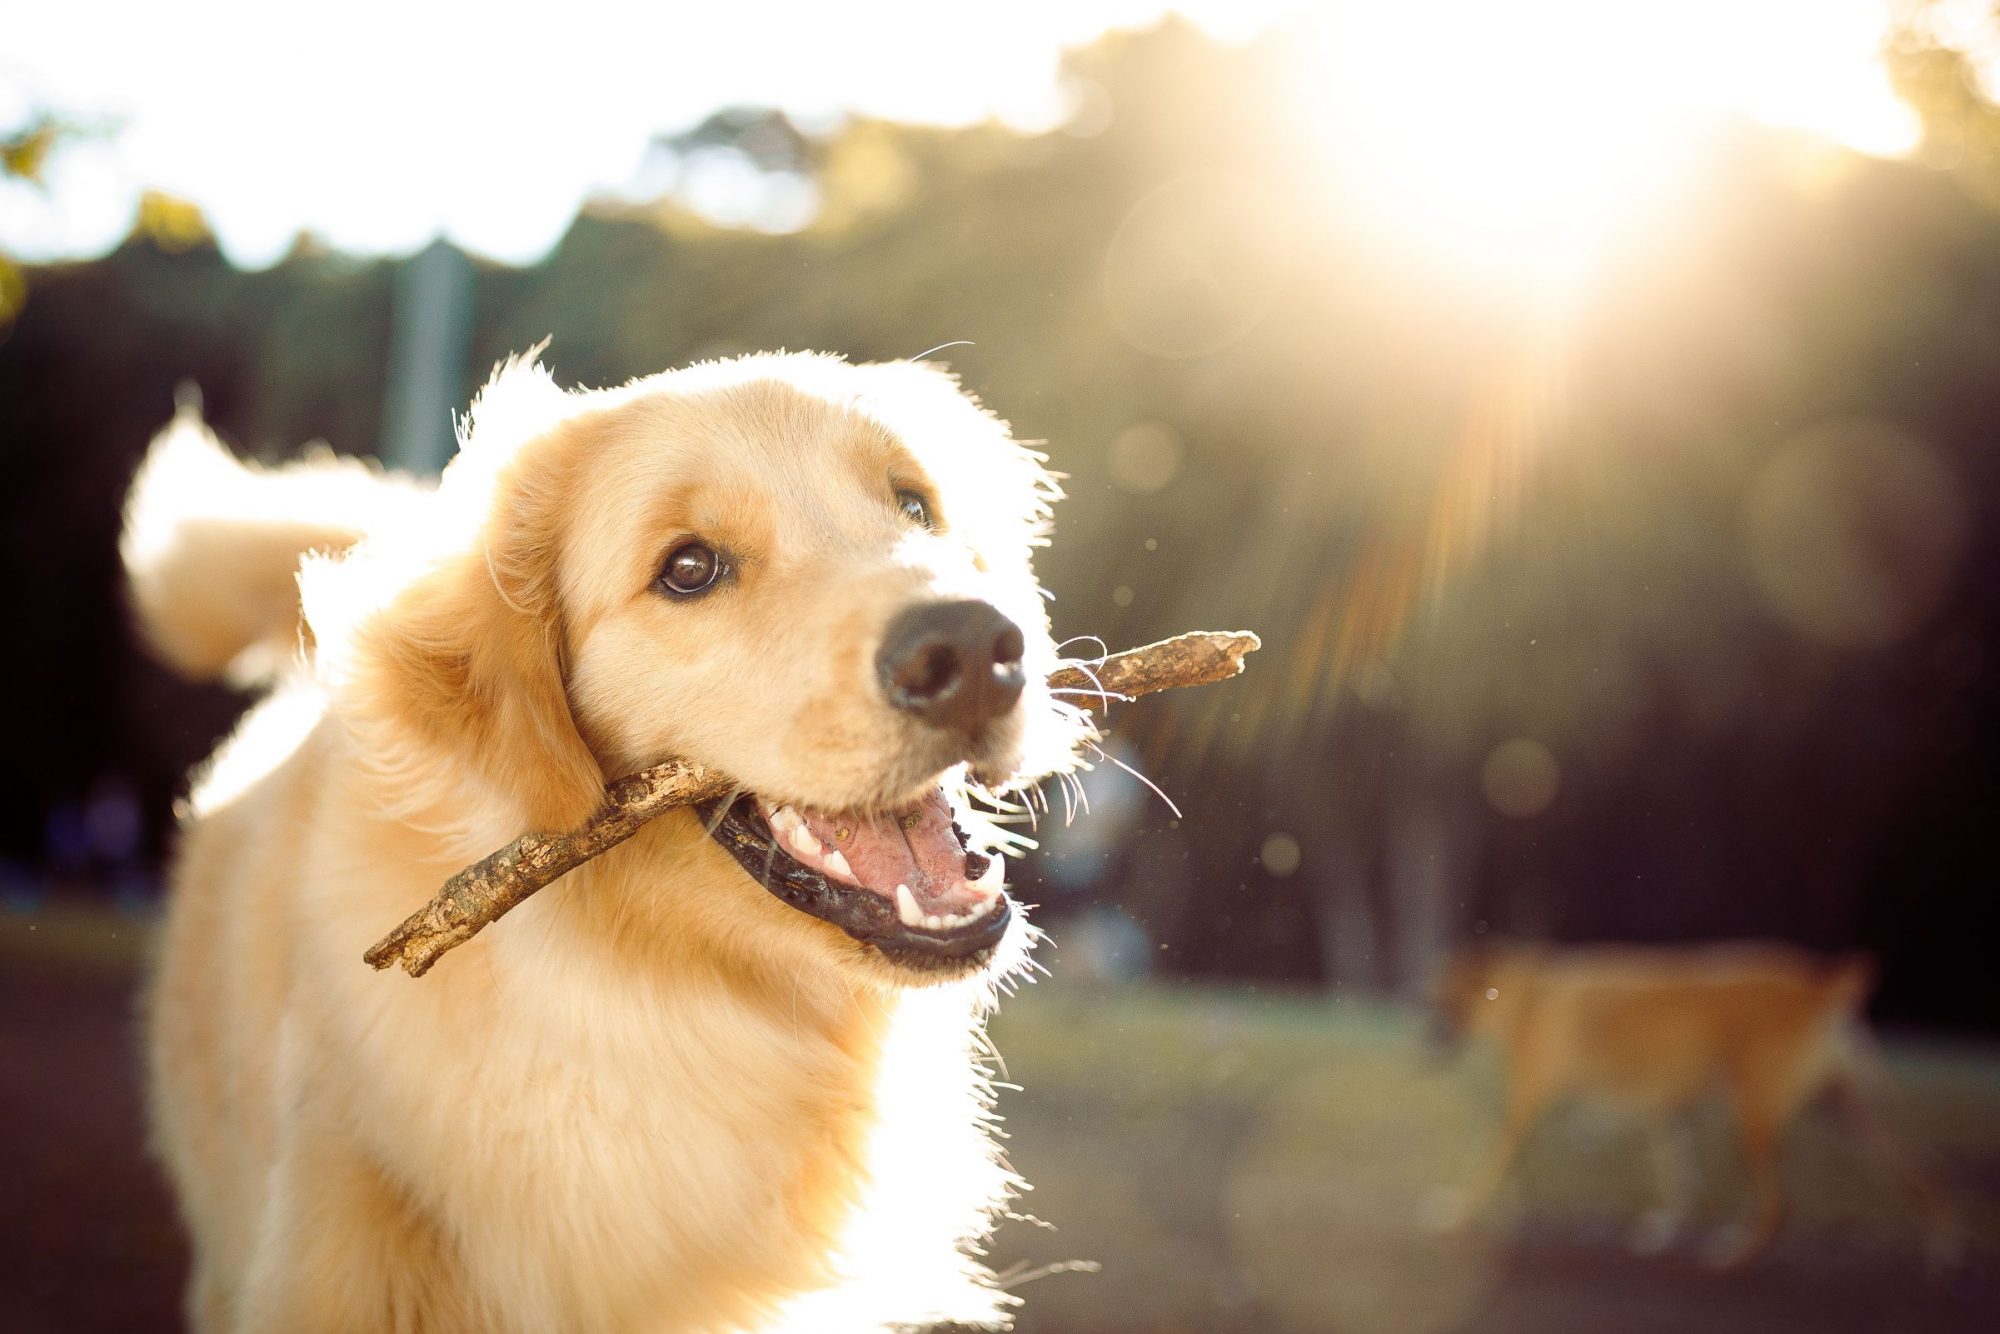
[
  {"xmin": 1431, "ymin": 940, "xmax": 1955, "ymax": 1265},
  {"xmin": 121, "ymin": 351, "xmax": 1093, "ymax": 1332}
]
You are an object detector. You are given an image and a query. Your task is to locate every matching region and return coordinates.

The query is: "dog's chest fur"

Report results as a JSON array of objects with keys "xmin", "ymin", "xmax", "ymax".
[{"xmin": 302, "ymin": 823, "xmax": 1014, "ymax": 1332}]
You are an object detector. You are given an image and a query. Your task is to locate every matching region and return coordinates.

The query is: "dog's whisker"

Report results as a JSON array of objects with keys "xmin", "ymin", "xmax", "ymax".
[
  {"xmin": 1087, "ymin": 740, "xmax": 1181, "ymax": 820},
  {"xmin": 759, "ymin": 828, "xmax": 780, "ymax": 890},
  {"xmin": 991, "ymin": 1258, "xmax": 1104, "ymax": 1291},
  {"xmin": 912, "ymin": 340, "xmax": 972, "ymax": 366},
  {"xmin": 970, "ymin": 1025, "xmax": 1012, "ymax": 1085},
  {"xmin": 702, "ymin": 784, "xmax": 747, "ymax": 838},
  {"xmin": 1054, "ymin": 634, "xmax": 1110, "ymax": 663},
  {"xmin": 1056, "ymin": 771, "xmax": 1090, "ymax": 827},
  {"xmin": 1050, "ymin": 659, "xmax": 1119, "ymax": 711}
]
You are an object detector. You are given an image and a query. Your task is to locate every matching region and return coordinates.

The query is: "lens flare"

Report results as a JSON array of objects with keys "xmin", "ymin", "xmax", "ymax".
[{"xmin": 1281, "ymin": 0, "xmax": 1920, "ymax": 298}]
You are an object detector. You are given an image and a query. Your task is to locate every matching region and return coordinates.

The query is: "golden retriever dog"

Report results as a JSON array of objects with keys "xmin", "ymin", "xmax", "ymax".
[
  {"xmin": 1430, "ymin": 940, "xmax": 1956, "ymax": 1265},
  {"xmin": 120, "ymin": 350, "xmax": 1095, "ymax": 1332}
]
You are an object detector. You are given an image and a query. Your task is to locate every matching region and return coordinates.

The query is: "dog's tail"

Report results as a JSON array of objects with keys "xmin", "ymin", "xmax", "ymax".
[{"xmin": 120, "ymin": 397, "xmax": 427, "ymax": 683}]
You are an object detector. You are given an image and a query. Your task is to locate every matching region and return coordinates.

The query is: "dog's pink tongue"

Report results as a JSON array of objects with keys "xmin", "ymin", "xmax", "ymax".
[{"xmin": 799, "ymin": 789, "xmax": 969, "ymax": 909}]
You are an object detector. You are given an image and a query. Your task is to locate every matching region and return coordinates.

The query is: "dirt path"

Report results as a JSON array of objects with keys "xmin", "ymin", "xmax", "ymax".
[{"xmin": 0, "ymin": 953, "xmax": 185, "ymax": 1333}]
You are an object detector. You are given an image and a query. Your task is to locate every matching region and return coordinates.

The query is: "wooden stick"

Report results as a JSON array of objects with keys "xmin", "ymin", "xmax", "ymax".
[
  {"xmin": 365, "ymin": 629, "xmax": 1259, "ymax": 977},
  {"xmin": 1044, "ymin": 629, "xmax": 1259, "ymax": 703}
]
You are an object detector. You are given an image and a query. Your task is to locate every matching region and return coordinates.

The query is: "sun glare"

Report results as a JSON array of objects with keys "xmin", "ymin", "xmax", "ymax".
[
  {"xmin": 1284, "ymin": 0, "xmax": 1920, "ymax": 299},
  {"xmin": 0, "ymin": 0, "xmax": 1935, "ymax": 270}
]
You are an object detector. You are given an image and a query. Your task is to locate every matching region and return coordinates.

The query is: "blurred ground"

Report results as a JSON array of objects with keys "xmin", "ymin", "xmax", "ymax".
[
  {"xmin": 984, "ymin": 976, "xmax": 2000, "ymax": 1333},
  {"xmin": 3, "ymin": 903, "xmax": 1997, "ymax": 1333},
  {"xmin": 0, "ymin": 905, "xmax": 184, "ymax": 1332}
]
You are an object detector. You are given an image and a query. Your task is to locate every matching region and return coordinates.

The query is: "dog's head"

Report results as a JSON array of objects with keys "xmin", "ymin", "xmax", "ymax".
[{"xmin": 316, "ymin": 351, "xmax": 1092, "ymax": 984}]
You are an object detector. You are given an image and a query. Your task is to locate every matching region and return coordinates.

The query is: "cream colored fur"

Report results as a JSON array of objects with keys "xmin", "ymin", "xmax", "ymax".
[{"xmin": 123, "ymin": 352, "xmax": 1091, "ymax": 1332}]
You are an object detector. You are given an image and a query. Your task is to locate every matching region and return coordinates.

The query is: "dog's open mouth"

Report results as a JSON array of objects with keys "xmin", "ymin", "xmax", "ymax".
[{"xmin": 697, "ymin": 786, "xmax": 1011, "ymax": 969}]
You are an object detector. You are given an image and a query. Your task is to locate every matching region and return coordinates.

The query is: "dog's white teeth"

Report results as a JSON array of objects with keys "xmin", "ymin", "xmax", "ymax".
[
  {"xmin": 962, "ymin": 897, "xmax": 1001, "ymax": 924},
  {"xmin": 786, "ymin": 824, "xmax": 822, "ymax": 859},
  {"xmin": 971, "ymin": 855, "xmax": 1004, "ymax": 891},
  {"xmin": 889, "ymin": 886, "xmax": 1004, "ymax": 933},
  {"xmin": 769, "ymin": 805, "xmax": 804, "ymax": 834},
  {"xmin": 823, "ymin": 849, "xmax": 854, "ymax": 881}
]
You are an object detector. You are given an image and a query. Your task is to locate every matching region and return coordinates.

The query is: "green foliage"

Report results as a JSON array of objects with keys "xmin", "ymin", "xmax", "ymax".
[
  {"xmin": 1, "ymin": 116, "xmax": 62, "ymax": 184},
  {"xmin": 132, "ymin": 190, "xmax": 213, "ymax": 254},
  {"xmin": 1, "ymin": 113, "xmax": 105, "ymax": 325},
  {"xmin": 0, "ymin": 255, "xmax": 22, "ymax": 326}
]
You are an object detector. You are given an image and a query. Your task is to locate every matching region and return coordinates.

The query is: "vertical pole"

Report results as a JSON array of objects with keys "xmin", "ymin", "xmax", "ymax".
[{"xmin": 380, "ymin": 237, "xmax": 473, "ymax": 474}]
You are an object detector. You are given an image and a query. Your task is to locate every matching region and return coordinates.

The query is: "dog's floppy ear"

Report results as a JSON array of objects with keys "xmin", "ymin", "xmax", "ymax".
[
  {"xmin": 322, "ymin": 396, "xmax": 607, "ymax": 834},
  {"xmin": 355, "ymin": 541, "xmax": 606, "ymax": 833}
]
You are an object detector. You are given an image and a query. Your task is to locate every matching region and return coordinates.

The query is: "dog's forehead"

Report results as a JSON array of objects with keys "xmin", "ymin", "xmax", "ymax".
[
  {"xmin": 544, "ymin": 357, "xmax": 1049, "ymax": 627},
  {"xmin": 548, "ymin": 376, "xmax": 930, "ymax": 608},
  {"xmin": 591, "ymin": 379, "xmax": 918, "ymax": 522},
  {"xmin": 579, "ymin": 366, "xmax": 1019, "ymax": 530}
]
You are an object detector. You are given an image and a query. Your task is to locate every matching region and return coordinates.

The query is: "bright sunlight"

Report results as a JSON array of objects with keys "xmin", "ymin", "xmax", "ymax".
[
  {"xmin": 0, "ymin": 0, "xmax": 1935, "ymax": 274},
  {"xmin": 1284, "ymin": 0, "xmax": 1921, "ymax": 298}
]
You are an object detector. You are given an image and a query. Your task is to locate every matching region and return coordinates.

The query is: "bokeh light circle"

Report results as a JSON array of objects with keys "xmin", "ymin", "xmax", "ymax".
[
  {"xmin": 1481, "ymin": 739, "xmax": 1560, "ymax": 819},
  {"xmin": 1108, "ymin": 421, "xmax": 1185, "ymax": 493},
  {"xmin": 1260, "ymin": 832, "xmax": 1302, "ymax": 877},
  {"xmin": 1743, "ymin": 421, "xmax": 1966, "ymax": 649},
  {"xmin": 1103, "ymin": 173, "xmax": 1293, "ymax": 359}
]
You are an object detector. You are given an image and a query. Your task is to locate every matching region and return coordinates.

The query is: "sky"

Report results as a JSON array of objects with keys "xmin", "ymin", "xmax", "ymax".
[{"xmin": 0, "ymin": 0, "xmax": 1950, "ymax": 271}]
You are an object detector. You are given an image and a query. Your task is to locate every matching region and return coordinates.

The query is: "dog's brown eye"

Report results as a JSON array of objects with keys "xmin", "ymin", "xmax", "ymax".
[
  {"xmin": 895, "ymin": 489, "xmax": 935, "ymax": 529},
  {"xmin": 658, "ymin": 541, "xmax": 721, "ymax": 596}
]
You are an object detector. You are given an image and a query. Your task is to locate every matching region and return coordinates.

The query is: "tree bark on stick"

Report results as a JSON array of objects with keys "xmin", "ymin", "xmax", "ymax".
[{"xmin": 365, "ymin": 630, "xmax": 1259, "ymax": 977}]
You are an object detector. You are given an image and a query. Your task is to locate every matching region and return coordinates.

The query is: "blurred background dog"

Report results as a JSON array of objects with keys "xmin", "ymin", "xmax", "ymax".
[{"xmin": 1429, "ymin": 941, "xmax": 1961, "ymax": 1267}]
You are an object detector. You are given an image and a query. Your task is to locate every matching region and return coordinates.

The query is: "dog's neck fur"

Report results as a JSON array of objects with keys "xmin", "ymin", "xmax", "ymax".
[{"xmin": 312, "ymin": 722, "xmax": 1017, "ymax": 1331}]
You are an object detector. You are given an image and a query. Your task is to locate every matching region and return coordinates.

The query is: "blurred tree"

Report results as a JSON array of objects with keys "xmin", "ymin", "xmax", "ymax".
[
  {"xmin": 1888, "ymin": 0, "xmax": 2000, "ymax": 210},
  {"xmin": 1, "ymin": 112, "xmax": 116, "ymax": 327},
  {"xmin": 132, "ymin": 190, "xmax": 214, "ymax": 255},
  {"xmin": 2, "ymin": 115, "xmax": 68, "ymax": 325}
]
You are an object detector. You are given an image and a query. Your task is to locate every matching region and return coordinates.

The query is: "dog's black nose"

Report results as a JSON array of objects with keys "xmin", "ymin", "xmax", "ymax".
[{"xmin": 878, "ymin": 600, "xmax": 1027, "ymax": 735}]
